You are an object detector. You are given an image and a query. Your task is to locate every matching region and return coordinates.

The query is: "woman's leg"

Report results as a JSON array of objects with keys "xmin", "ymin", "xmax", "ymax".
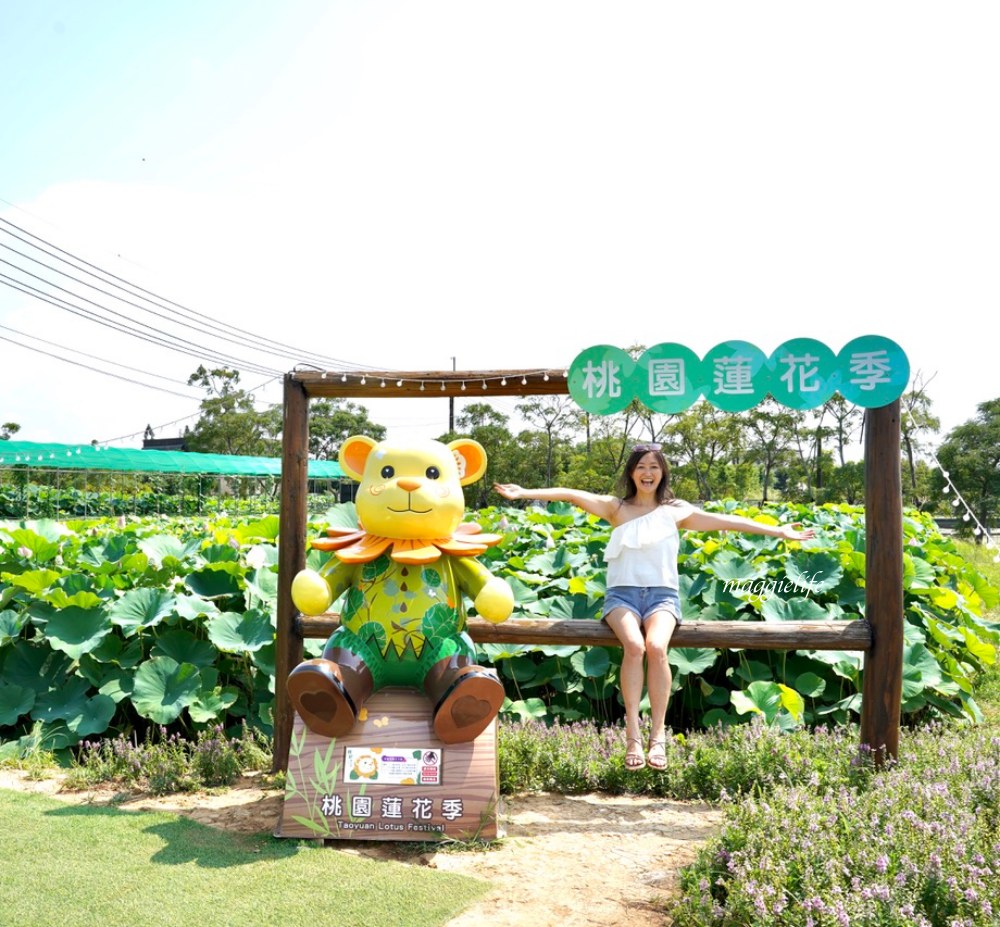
[
  {"xmin": 642, "ymin": 610, "xmax": 677, "ymax": 768},
  {"xmin": 605, "ymin": 607, "xmax": 647, "ymax": 767}
]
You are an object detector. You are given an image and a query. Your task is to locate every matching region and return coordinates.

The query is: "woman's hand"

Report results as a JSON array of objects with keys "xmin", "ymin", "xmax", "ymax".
[
  {"xmin": 777, "ymin": 523, "xmax": 815, "ymax": 541},
  {"xmin": 493, "ymin": 482, "xmax": 525, "ymax": 501}
]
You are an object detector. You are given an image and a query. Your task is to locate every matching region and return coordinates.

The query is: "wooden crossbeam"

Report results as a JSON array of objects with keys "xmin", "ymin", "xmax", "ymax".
[{"xmin": 296, "ymin": 615, "xmax": 872, "ymax": 651}]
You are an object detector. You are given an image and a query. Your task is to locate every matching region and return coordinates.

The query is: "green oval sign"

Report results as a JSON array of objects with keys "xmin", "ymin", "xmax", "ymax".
[
  {"xmin": 636, "ymin": 342, "xmax": 704, "ymax": 414},
  {"xmin": 701, "ymin": 340, "xmax": 770, "ymax": 412},
  {"xmin": 834, "ymin": 335, "xmax": 910, "ymax": 408},
  {"xmin": 567, "ymin": 344, "xmax": 636, "ymax": 414},
  {"xmin": 767, "ymin": 338, "xmax": 838, "ymax": 410}
]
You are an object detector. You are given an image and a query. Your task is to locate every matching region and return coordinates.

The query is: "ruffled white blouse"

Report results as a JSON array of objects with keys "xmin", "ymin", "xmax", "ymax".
[{"xmin": 604, "ymin": 505, "xmax": 682, "ymax": 589}]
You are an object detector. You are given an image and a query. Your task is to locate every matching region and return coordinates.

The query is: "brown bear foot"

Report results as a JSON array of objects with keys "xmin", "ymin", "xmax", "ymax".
[
  {"xmin": 286, "ymin": 659, "xmax": 358, "ymax": 739},
  {"xmin": 431, "ymin": 668, "xmax": 505, "ymax": 744}
]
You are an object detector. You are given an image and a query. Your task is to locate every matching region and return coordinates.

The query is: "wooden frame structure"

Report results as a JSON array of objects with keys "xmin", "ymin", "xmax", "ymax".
[{"xmin": 275, "ymin": 368, "xmax": 903, "ymax": 772}]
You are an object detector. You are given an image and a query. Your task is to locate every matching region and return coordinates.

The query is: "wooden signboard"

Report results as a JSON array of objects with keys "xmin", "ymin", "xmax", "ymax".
[{"xmin": 274, "ymin": 688, "xmax": 501, "ymax": 841}]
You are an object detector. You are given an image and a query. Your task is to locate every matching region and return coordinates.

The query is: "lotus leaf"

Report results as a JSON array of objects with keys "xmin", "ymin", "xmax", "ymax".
[
  {"xmin": 784, "ymin": 551, "xmax": 843, "ymax": 593},
  {"xmin": 132, "ymin": 656, "xmax": 201, "ymax": 724},
  {"xmin": 184, "ymin": 564, "xmax": 242, "ymax": 599},
  {"xmin": 0, "ymin": 682, "xmax": 34, "ymax": 726},
  {"xmin": 0, "ymin": 608, "xmax": 27, "ymax": 646},
  {"xmin": 731, "ymin": 681, "xmax": 783, "ymax": 722},
  {"xmin": 152, "ymin": 629, "xmax": 219, "ymax": 667},
  {"xmin": 109, "ymin": 587, "xmax": 177, "ymax": 634},
  {"xmin": 504, "ymin": 697, "xmax": 549, "ymax": 720},
  {"xmin": 138, "ymin": 534, "xmax": 202, "ymax": 566},
  {"xmin": 570, "ymin": 647, "xmax": 611, "ymax": 678},
  {"xmin": 3, "ymin": 568, "xmax": 60, "ymax": 594},
  {"xmin": 669, "ymin": 647, "xmax": 718, "ymax": 676},
  {"xmin": 207, "ymin": 608, "xmax": 273, "ymax": 653},
  {"xmin": 793, "ymin": 671, "xmax": 827, "ymax": 698},
  {"xmin": 705, "ymin": 550, "xmax": 768, "ymax": 583},
  {"xmin": 43, "ymin": 605, "xmax": 112, "ymax": 659},
  {"xmin": 760, "ymin": 596, "xmax": 832, "ymax": 622}
]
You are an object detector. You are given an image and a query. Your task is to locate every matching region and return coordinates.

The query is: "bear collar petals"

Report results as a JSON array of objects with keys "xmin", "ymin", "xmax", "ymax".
[{"xmin": 309, "ymin": 524, "xmax": 503, "ymax": 566}]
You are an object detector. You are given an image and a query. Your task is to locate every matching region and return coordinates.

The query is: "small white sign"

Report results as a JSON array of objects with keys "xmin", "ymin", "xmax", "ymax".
[{"xmin": 344, "ymin": 746, "xmax": 443, "ymax": 785}]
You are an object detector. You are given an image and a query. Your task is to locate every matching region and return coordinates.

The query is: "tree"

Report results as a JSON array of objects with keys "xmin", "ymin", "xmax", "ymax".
[
  {"xmin": 823, "ymin": 395, "xmax": 863, "ymax": 466},
  {"xmin": 743, "ymin": 399, "xmax": 802, "ymax": 502},
  {"xmin": 1, "ymin": 422, "xmax": 20, "ymax": 440},
  {"xmin": 515, "ymin": 396, "xmax": 578, "ymax": 486},
  {"xmin": 787, "ymin": 406, "xmax": 835, "ymax": 500},
  {"xmin": 935, "ymin": 398, "xmax": 1000, "ymax": 540},
  {"xmin": 663, "ymin": 402, "xmax": 755, "ymax": 500},
  {"xmin": 900, "ymin": 375, "xmax": 941, "ymax": 509},
  {"xmin": 824, "ymin": 460, "xmax": 865, "ymax": 505},
  {"xmin": 309, "ymin": 400, "xmax": 385, "ymax": 459},
  {"xmin": 185, "ymin": 366, "xmax": 281, "ymax": 457}
]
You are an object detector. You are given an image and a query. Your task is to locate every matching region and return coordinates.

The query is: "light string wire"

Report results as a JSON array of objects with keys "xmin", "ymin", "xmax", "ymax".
[{"xmin": 901, "ymin": 405, "xmax": 998, "ymax": 562}]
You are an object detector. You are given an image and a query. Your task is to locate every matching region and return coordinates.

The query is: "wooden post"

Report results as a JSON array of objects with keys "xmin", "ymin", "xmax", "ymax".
[
  {"xmin": 273, "ymin": 375, "xmax": 310, "ymax": 773},
  {"xmin": 859, "ymin": 400, "xmax": 904, "ymax": 764}
]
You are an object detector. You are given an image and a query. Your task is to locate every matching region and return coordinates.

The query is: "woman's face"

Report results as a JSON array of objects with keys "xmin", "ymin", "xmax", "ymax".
[{"xmin": 630, "ymin": 452, "xmax": 663, "ymax": 493}]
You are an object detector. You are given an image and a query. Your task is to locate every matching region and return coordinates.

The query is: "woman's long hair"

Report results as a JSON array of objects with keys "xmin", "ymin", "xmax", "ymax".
[{"xmin": 618, "ymin": 444, "xmax": 675, "ymax": 504}]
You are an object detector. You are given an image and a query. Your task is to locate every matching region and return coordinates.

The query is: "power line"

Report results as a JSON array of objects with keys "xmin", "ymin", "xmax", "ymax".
[
  {"xmin": 0, "ymin": 271, "xmax": 284, "ymax": 377},
  {"xmin": 0, "ymin": 215, "xmax": 381, "ymax": 372},
  {"xmin": 99, "ymin": 376, "xmax": 281, "ymax": 444},
  {"xmin": 0, "ymin": 330, "xmax": 202, "ymax": 401},
  {"xmin": 0, "ymin": 320, "xmax": 211, "ymax": 390}
]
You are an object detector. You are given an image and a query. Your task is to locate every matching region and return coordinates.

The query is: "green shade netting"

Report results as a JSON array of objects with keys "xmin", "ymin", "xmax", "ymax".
[{"xmin": 0, "ymin": 441, "xmax": 342, "ymax": 479}]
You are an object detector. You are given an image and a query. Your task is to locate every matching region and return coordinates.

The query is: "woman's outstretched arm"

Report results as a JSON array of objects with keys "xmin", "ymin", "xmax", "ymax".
[
  {"xmin": 493, "ymin": 483, "xmax": 620, "ymax": 523},
  {"xmin": 676, "ymin": 508, "xmax": 815, "ymax": 541}
]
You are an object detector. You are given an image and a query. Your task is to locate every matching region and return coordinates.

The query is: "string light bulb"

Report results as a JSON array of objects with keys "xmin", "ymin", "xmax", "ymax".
[
  {"xmin": 380, "ymin": 379, "xmax": 386, "ymax": 388},
  {"xmin": 461, "ymin": 381, "xmax": 466, "ymax": 391},
  {"xmin": 482, "ymin": 380, "xmax": 487, "ymax": 389},
  {"xmin": 360, "ymin": 376, "xmax": 367, "ymax": 385},
  {"xmin": 501, "ymin": 377, "xmax": 507, "ymax": 386},
  {"xmin": 341, "ymin": 374, "xmax": 348, "ymax": 382},
  {"xmin": 396, "ymin": 379, "xmax": 403, "ymax": 387}
]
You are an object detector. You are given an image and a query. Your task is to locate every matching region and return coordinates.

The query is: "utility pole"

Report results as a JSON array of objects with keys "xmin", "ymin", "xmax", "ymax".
[{"xmin": 449, "ymin": 356, "xmax": 455, "ymax": 433}]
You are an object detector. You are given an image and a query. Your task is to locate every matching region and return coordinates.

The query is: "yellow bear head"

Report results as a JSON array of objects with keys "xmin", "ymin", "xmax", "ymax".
[{"xmin": 339, "ymin": 436, "xmax": 487, "ymax": 540}]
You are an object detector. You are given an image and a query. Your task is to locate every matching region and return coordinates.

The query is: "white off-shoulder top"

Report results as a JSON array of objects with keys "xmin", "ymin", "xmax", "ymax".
[{"xmin": 604, "ymin": 504, "xmax": 683, "ymax": 589}]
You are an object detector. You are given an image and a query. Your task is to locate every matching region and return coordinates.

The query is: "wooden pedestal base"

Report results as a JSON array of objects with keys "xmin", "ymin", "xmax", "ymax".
[{"xmin": 275, "ymin": 688, "xmax": 501, "ymax": 841}]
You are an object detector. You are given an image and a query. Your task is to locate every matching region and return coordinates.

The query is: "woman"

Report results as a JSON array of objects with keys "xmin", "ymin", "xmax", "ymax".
[{"xmin": 494, "ymin": 443, "xmax": 814, "ymax": 771}]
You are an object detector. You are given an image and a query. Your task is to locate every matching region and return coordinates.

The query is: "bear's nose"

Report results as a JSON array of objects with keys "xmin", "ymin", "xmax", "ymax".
[{"xmin": 396, "ymin": 478, "xmax": 421, "ymax": 492}]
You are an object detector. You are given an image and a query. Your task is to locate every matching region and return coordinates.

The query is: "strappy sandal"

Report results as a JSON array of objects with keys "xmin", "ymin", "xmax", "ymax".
[
  {"xmin": 646, "ymin": 738, "xmax": 667, "ymax": 771},
  {"xmin": 624, "ymin": 737, "xmax": 646, "ymax": 770}
]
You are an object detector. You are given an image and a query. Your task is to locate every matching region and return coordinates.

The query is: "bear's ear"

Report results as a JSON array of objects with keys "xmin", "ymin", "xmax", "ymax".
[
  {"xmin": 339, "ymin": 435, "xmax": 378, "ymax": 481},
  {"xmin": 449, "ymin": 439, "xmax": 488, "ymax": 486}
]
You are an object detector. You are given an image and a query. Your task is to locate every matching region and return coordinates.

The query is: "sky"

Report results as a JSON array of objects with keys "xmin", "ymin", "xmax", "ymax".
[{"xmin": 1, "ymin": 1, "xmax": 997, "ymax": 454}]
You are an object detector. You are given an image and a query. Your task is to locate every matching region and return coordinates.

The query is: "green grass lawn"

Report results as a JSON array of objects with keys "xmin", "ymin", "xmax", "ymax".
[{"xmin": 0, "ymin": 790, "xmax": 488, "ymax": 927}]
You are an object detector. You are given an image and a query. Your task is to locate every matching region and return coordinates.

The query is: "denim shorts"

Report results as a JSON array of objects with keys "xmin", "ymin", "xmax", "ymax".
[{"xmin": 602, "ymin": 586, "xmax": 682, "ymax": 623}]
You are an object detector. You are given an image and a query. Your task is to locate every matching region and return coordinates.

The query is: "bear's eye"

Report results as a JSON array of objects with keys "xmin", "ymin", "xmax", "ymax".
[
  {"xmin": 425, "ymin": 466, "xmax": 440, "ymax": 480},
  {"xmin": 380, "ymin": 465, "xmax": 395, "ymax": 479}
]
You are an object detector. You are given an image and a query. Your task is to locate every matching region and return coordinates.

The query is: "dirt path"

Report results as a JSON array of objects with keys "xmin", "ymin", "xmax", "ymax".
[{"xmin": 0, "ymin": 770, "xmax": 721, "ymax": 927}]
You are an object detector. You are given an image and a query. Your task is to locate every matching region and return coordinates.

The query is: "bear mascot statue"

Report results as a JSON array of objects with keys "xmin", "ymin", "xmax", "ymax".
[{"xmin": 288, "ymin": 435, "xmax": 515, "ymax": 744}]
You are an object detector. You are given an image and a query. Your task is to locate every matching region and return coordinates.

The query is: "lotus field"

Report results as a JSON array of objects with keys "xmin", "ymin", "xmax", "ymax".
[{"xmin": 0, "ymin": 502, "xmax": 997, "ymax": 759}]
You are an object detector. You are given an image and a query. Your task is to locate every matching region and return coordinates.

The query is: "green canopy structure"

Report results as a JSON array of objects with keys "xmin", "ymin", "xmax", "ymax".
[{"xmin": 0, "ymin": 440, "xmax": 343, "ymax": 479}]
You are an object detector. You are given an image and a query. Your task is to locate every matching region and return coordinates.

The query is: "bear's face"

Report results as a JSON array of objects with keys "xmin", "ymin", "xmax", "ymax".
[{"xmin": 339, "ymin": 437, "xmax": 488, "ymax": 541}]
